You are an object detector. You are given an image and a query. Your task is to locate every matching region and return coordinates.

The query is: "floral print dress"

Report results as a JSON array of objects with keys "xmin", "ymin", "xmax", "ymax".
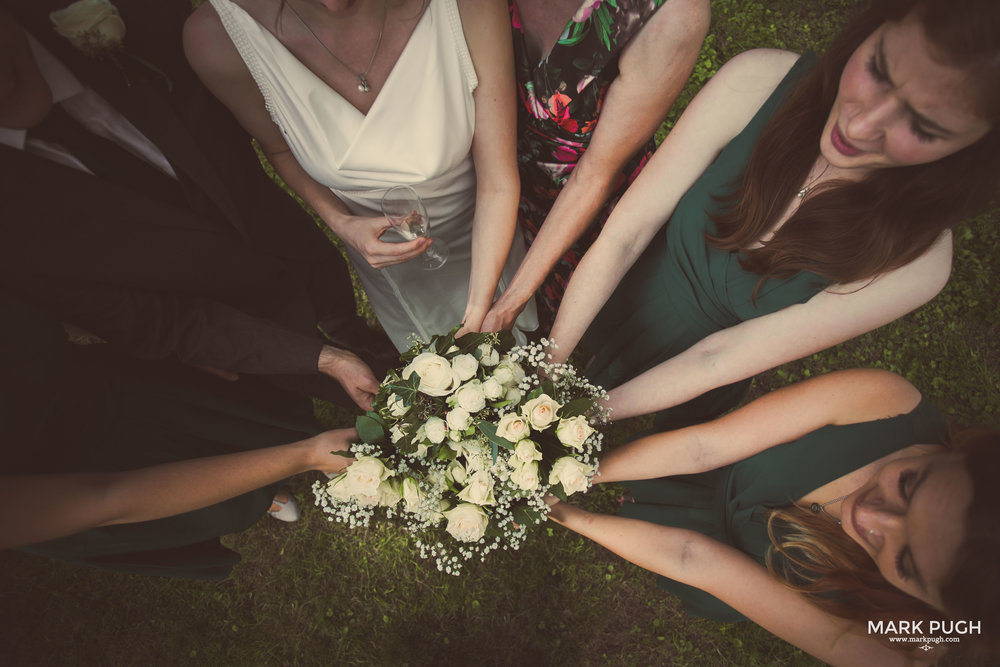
[{"xmin": 511, "ymin": 0, "xmax": 668, "ymax": 325}]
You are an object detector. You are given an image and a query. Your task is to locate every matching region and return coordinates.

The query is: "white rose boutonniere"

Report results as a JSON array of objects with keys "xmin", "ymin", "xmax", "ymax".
[{"xmin": 50, "ymin": 0, "xmax": 126, "ymax": 58}]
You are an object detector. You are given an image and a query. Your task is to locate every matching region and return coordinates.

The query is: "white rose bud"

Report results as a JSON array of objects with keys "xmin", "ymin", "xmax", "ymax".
[
  {"xmin": 505, "ymin": 387, "xmax": 522, "ymax": 407},
  {"xmin": 509, "ymin": 461, "xmax": 541, "ymax": 492},
  {"xmin": 50, "ymin": 0, "xmax": 126, "ymax": 57},
  {"xmin": 452, "ymin": 380, "xmax": 486, "ymax": 413},
  {"xmin": 387, "ymin": 393, "xmax": 409, "ymax": 417},
  {"xmin": 522, "ymin": 394, "xmax": 561, "ymax": 431},
  {"xmin": 448, "ymin": 460, "xmax": 468, "ymax": 485},
  {"xmin": 496, "ymin": 412, "xmax": 531, "ymax": 443},
  {"xmin": 555, "ymin": 415, "xmax": 595, "ymax": 451},
  {"xmin": 446, "ymin": 407, "xmax": 472, "ymax": 432},
  {"xmin": 493, "ymin": 358, "xmax": 526, "ymax": 388},
  {"xmin": 376, "ymin": 479, "xmax": 402, "ymax": 507},
  {"xmin": 548, "ymin": 457, "xmax": 594, "ymax": 496},
  {"xmin": 477, "ymin": 343, "xmax": 500, "ymax": 366},
  {"xmin": 443, "ymin": 503, "xmax": 489, "ymax": 542},
  {"xmin": 390, "ymin": 424, "xmax": 405, "ymax": 444},
  {"xmin": 450, "ymin": 354, "xmax": 479, "ymax": 382},
  {"xmin": 340, "ymin": 456, "xmax": 393, "ymax": 497},
  {"xmin": 482, "ymin": 377, "xmax": 504, "ymax": 400},
  {"xmin": 457, "ymin": 470, "xmax": 496, "ymax": 506},
  {"xmin": 512, "ymin": 438, "xmax": 543, "ymax": 464},
  {"xmin": 402, "ymin": 352, "xmax": 460, "ymax": 397},
  {"xmin": 401, "ymin": 477, "xmax": 423, "ymax": 512},
  {"xmin": 423, "ymin": 416, "xmax": 447, "ymax": 444}
]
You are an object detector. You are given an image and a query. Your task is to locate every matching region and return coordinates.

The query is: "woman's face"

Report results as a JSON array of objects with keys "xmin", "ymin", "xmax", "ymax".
[
  {"xmin": 820, "ymin": 15, "xmax": 991, "ymax": 174},
  {"xmin": 841, "ymin": 452, "xmax": 972, "ymax": 609}
]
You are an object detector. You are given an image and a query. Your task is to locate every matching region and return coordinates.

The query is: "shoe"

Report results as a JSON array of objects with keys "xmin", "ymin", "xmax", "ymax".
[{"xmin": 268, "ymin": 490, "xmax": 300, "ymax": 522}]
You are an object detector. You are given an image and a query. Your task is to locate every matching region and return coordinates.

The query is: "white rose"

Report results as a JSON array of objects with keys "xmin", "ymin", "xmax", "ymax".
[
  {"xmin": 443, "ymin": 503, "xmax": 489, "ymax": 542},
  {"xmin": 522, "ymin": 394, "xmax": 561, "ymax": 430},
  {"xmin": 401, "ymin": 477, "xmax": 423, "ymax": 513},
  {"xmin": 509, "ymin": 461, "xmax": 540, "ymax": 492},
  {"xmin": 446, "ymin": 407, "xmax": 472, "ymax": 432},
  {"xmin": 423, "ymin": 416, "xmax": 447, "ymax": 444},
  {"xmin": 325, "ymin": 474, "xmax": 354, "ymax": 502},
  {"xmin": 390, "ymin": 424, "xmax": 405, "ymax": 444},
  {"xmin": 376, "ymin": 479, "xmax": 402, "ymax": 507},
  {"xmin": 448, "ymin": 460, "xmax": 468, "ymax": 485},
  {"xmin": 340, "ymin": 456, "xmax": 393, "ymax": 497},
  {"xmin": 413, "ymin": 442, "xmax": 429, "ymax": 458},
  {"xmin": 477, "ymin": 343, "xmax": 499, "ymax": 367},
  {"xmin": 493, "ymin": 358, "xmax": 525, "ymax": 388},
  {"xmin": 511, "ymin": 438, "xmax": 543, "ymax": 464},
  {"xmin": 496, "ymin": 412, "xmax": 531, "ymax": 443},
  {"xmin": 548, "ymin": 457, "xmax": 594, "ymax": 496},
  {"xmin": 50, "ymin": 0, "xmax": 126, "ymax": 57},
  {"xmin": 457, "ymin": 470, "xmax": 496, "ymax": 506},
  {"xmin": 504, "ymin": 387, "xmax": 522, "ymax": 407},
  {"xmin": 555, "ymin": 415, "xmax": 595, "ymax": 451},
  {"xmin": 452, "ymin": 381, "xmax": 486, "ymax": 413},
  {"xmin": 451, "ymin": 354, "xmax": 479, "ymax": 382},
  {"xmin": 481, "ymin": 377, "xmax": 504, "ymax": 400},
  {"xmin": 387, "ymin": 393, "xmax": 410, "ymax": 417},
  {"xmin": 402, "ymin": 352, "xmax": 460, "ymax": 397}
]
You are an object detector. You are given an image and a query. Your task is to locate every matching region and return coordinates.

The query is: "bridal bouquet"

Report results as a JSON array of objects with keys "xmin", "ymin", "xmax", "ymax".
[{"xmin": 313, "ymin": 329, "xmax": 608, "ymax": 574}]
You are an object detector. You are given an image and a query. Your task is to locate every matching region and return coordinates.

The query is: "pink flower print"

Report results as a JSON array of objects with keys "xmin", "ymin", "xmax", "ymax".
[
  {"xmin": 576, "ymin": 74, "xmax": 596, "ymax": 94},
  {"xmin": 551, "ymin": 144, "xmax": 579, "ymax": 163},
  {"xmin": 573, "ymin": 0, "xmax": 603, "ymax": 23},
  {"xmin": 547, "ymin": 89, "xmax": 572, "ymax": 123},
  {"xmin": 510, "ymin": 2, "xmax": 523, "ymax": 30}
]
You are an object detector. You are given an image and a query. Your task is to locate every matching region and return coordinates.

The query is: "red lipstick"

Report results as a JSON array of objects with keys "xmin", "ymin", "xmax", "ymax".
[{"xmin": 831, "ymin": 125, "xmax": 864, "ymax": 157}]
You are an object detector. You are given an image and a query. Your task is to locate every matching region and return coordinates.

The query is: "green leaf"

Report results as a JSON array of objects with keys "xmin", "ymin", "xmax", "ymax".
[
  {"xmin": 512, "ymin": 506, "xmax": 542, "ymax": 527},
  {"xmin": 476, "ymin": 420, "xmax": 514, "ymax": 452},
  {"xmin": 560, "ymin": 398, "xmax": 593, "ymax": 418},
  {"xmin": 550, "ymin": 483, "xmax": 568, "ymax": 503},
  {"xmin": 356, "ymin": 413, "xmax": 385, "ymax": 445}
]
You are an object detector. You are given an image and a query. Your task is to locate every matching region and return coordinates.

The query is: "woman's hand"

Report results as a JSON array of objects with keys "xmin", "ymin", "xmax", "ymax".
[
  {"xmin": 334, "ymin": 214, "xmax": 431, "ymax": 269},
  {"xmin": 308, "ymin": 428, "xmax": 358, "ymax": 477},
  {"xmin": 481, "ymin": 297, "xmax": 524, "ymax": 333}
]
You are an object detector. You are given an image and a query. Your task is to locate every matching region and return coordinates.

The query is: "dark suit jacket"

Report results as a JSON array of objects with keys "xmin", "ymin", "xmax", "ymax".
[{"xmin": 0, "ymin": 0, "xmax": 362, "ymax": 385}]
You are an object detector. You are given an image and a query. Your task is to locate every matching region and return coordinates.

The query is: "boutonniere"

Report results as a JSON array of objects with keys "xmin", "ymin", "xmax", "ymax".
[
  {"xmin": 49, "ymin": 0, "xmax": 172, "ymax": 91},
  {"xmin": 49, "ymin": 0, "xmax": 126, "ymax": 59}
]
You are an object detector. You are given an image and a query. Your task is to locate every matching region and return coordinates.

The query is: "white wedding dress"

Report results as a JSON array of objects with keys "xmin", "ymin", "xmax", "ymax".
[{"xmin": 210, "ymin": 0, "xmax": 537, "ymax": 351}]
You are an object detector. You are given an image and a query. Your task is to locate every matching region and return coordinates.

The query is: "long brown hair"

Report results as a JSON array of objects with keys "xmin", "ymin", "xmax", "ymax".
[
  {"xmin": 766, "ymin": 429, "xmax": 1000, "ymax": 656},
  {"xmin": 707, "ymin": 0, "xmax": 1000, "ymax": 296}
]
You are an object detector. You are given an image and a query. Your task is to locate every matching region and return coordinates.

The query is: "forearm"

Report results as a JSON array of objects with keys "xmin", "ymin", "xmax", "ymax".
[
  {"xmin": 266, "ymin": 149, "xmax": 353, "ymax": 234},
  {"xmin": 465, "ymin": 184, "xmax": 520, "ymax": 325},
  {"xmin": 595, "ymin": 427, "xmax": 706, "ymax": 484},
  {"xmin": 0, "ymin": 432, "xmax": 347, "ymax": 549}
]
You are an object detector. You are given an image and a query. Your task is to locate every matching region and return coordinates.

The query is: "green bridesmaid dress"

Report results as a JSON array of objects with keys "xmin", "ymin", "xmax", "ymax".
[
  {"xmin": 584, "ymin": 54, "xmax": 827, "ymax": 428},
  {"xmin": 623, "ymin": 397, "xmax": 949, "ymax": 621},
  {"xmin": 1, "ymin": 296, "xmax": 322, "ymax": 580}
]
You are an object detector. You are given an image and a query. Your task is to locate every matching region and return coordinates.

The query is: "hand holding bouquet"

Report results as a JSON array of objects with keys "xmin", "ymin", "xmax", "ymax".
[{"xmin": 313, "ymin": 329, "xmax": 607, "ymax": 574}]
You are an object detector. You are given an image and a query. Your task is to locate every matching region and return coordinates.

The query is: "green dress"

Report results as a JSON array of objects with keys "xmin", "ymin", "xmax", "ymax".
[
  {"xmin": 1, "ymin": 296, "xmax": 321, "ymax": 580},
  {"xmin": 623, "ymin": 397, "xmax": 949, "ymax": 622},
  {"xmin": 584, "ymin": 54, "xmax": 827, "ymax": 428}
]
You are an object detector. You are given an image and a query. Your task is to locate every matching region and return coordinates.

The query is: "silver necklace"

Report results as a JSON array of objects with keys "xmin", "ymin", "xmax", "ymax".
[
  {"xmin": 809, "ymin": 494, "xmax": 848, "ymax": 525},
  {"xmin": 796, "ymin": 161, "xmax": 831, "ymax": 199},
  {"xmin": 286, "ymin": 0, "xmax": 388, "ymax": 93}
]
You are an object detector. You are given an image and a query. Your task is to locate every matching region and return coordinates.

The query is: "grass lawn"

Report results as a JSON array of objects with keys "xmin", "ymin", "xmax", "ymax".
[{"xmin": 2, "ymin": 1, "xmax": 996, "ymax": 665}]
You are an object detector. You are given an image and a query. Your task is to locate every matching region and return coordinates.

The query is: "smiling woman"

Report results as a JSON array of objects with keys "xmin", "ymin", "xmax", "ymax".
[{"xmin": 546, "ymin": 369, "xmax": 1000, "ymax": 664}]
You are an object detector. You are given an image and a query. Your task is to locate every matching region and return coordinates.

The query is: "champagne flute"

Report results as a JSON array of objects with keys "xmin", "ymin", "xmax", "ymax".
[{"xmin": 380, "ymin": 185, "xmax": 449, "ymax": 270}]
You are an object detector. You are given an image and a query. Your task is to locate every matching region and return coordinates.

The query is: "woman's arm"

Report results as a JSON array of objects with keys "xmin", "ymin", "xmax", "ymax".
[
  {"xmin": 482, "ymin": 0, "xmax": 710, "ymax": 331},
  {"xmin": 455, "ymin": 0, "xmax": 522, "ymax": 334},
  {"xmin": 548, "ymin": 504, "xmax": 910, "ymax": 666},
  {"xmin": 182, "ymin": 4, "xmax": 429, "ymax": 269},
  {"xmin": 548, "ymin": 48, "xmax": 801, "ymax": 362},
  {"xmin": 603, "ymin": 232, "xmax": 952, "ymax": 420},
  {"xmin": 594, "ymin": 369, "xmax": 921, "ymax": 485},
  {"xmin": 0, "ymin": 429, "xmax": 356, "ymax": 550}
]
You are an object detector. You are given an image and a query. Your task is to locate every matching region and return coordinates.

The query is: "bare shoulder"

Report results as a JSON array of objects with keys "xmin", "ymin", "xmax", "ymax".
[
  {"xmin": 182, "ymin": 2, "xmax": 246, "ymax": 81},
  {"xmin": 712, "ymin": 49, "xmax": 802, "ymax": 96},
  {"xmin": 455, "ymin": 0, "xmax": 508, "ymax": 50}
]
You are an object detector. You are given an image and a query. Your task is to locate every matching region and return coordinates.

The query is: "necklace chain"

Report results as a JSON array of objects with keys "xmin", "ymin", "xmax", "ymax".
[
  {"xmin": 796, "ymin": 160, "xmax": 831, "ymax": 199},
  {"xmin": 809, "ymin": 494, "xmax": 849, "ymax": 525},
  {"xmin": 285, "ymin": 0, "xmax": 388, "ymax": 93}
]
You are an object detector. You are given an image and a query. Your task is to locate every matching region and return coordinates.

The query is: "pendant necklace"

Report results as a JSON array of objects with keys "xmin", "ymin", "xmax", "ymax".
[
  {"xmin": 286, "ymin": 0, "xmax": 388, "ymax": 93},
  {"xmin": 809, "ymin": 494, "xmax": 848, "ymax": 525},
  {"xmin": 796, "ymin": 160, "xmax": 831, "ymax": 199}
]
